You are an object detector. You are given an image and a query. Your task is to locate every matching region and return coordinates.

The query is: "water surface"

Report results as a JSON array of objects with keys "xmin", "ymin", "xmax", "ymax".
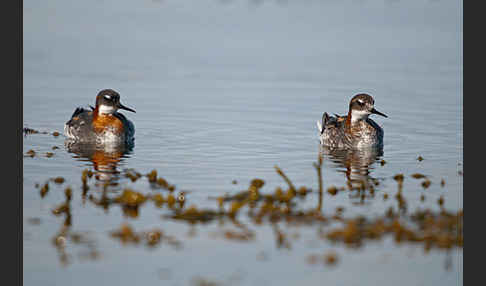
[{"xmin": 24, "ymin": 1, "xmax": 462, "ymax": 285}]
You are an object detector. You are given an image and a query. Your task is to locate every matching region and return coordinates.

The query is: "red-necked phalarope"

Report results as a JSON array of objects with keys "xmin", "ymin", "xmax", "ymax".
[
  {"xmin": 316, "ymin": 93, "xmax": 387, "ymax": 149},
  {"xmin": 64, "ymin": 89, "xmax": 136, "ymax": 144}
]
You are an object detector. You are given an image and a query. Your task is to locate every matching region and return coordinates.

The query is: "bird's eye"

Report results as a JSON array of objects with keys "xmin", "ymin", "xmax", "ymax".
[
  {"xmin": 104, "ymin": 95, "xmax": 112, "ymax": 100},
  {"xmin": 357, "ymin": 99, "xmax": 364, "ymax": 105}
]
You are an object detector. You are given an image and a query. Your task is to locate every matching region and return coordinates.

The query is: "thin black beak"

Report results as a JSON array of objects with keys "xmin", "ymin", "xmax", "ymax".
[
  {"xmin": 371, "ymin": 108, "xmax": 387, "ymax": 118},
  {"xmin": 118, "ymin": 103, "xmax": 136, "ymax": 113}
]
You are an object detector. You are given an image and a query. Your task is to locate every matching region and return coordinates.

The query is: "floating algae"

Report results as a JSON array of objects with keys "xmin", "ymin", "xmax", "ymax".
[
  {"xmin": 52, "ymin": 177, "xmax": 65, "ymax": 184},
  {"xmin": 275, "ymin": 165, "xmax": 296, "ymax": 191},
  {"xmin": 47, "ymin": 179, "xmax": 100, "ymax": 266},
  {"xmin": 152, "ymin": 193, "xmax": 165, "ymax": 207},
  {"xmin": 146, "ymin": 169, "xmax": 157, "ymax": 183},
  {"xmin": 325, "ymin": 208, "xmax": 463, "ymax": 251},
  {"xmin": 223, "ymin": 229, "xmax": 255, "ymax": 241},
  {"xmin": 23, "ymin": 127, "xmax": 40, "ymax": 134},
  {"xmin": 324, "ymin": 251, "xmax": 338, "ymax": 265},
  {"xmin": 393, "ymin": 174, "xmax": 404, "ymax": 192},
  {"xmin": 421, "ymin": 180, "xmax": 431, "ymax": 189},
  {"xmin": 23, "ymin": 127, "xmax": 57, "ymax": 136},
  {"xmin": 110, "ymin": 223, "xmax": 181, "ymax": 249},
  {"xmin": 40, "ymin": 183, "xmax": 49, "ymax": 198},
  {"xmin": 166, "ymin": 205, "xmax": 221, "ymax": 224},
  {"xmin": 25, "ymin": 149, "xmax": 36, "ymax": 158},
  {"xmin": 114, "ymin": 189, "xmax": 147, "ymax": 207},
  {"xmin": 37, "ymin": 152, "xmax": 462, "ymax": 268},
  {"xmin": 393, "ymin": 174, "xmax": 404, "ymax": 183},
  {"xmin": 124, "ymin": 169, "xmax": 142, "ymax": 182},
  {"xmin": 327, "ymin": 186, "xmax": 338, "ymax": 196},
  {"xmin": 110, "ymin": 223, "xmax": 141, "ymax": 244},
  {"xmin": 438, "ymin": 196, "xmax": 444, "ymax": 206},
  {"xmin": 411, "ymin": 173, "xmax": 427, "ymax": 179}
]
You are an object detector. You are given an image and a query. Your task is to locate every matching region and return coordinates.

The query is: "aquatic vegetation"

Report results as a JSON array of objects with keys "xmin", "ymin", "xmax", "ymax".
[
  {"xmin": 110, "ymin": 223, "xmax": 141, "ymax": 244},
  {"xmin": 110, "ymin": 223, "xmax": 181, "ymax": 249},
  {"xmin": 326, "ymin": 207, "xmax": 462, "ymax": 251},
  {"xmin": 25, "ymin": 149, "xmax": 36, "ymax": 158},
  {"xmin": 23, "ymin": 127, "xmax": 59, "ymax": 136},
  {"xmin": 325, "ymin": 251, "xmax": 338, "ymax": 265},
  {"xmin": 146, "ymin": 169, "xmax": 158, "ymax": 183},
  {"xmin": 307, "ymin": 250, "xmax": 338, "ymax": 266},
  {"xmin": 275, "ymin": 165, "xmax": 296, "ymax": 191},
  {"xmin": 145, "ymin": 169, "xmax": 175, "ymax": 190},
  {"xmin": 25, "ymin": 130, "xmax": 63, "ymax": 157},
  {"xmin": 167, "ymin": 205, "xmax": 221, "ymax": 224},
  {"xmin": 393, "ymin": 173, "xmax": 405, "ymax": 192},
  {"xmin": 39, "ymin": 182, "xmax": 49, "ymax": 198},
  {"xmin": 191, "ymin": 276, "xmax": 222, "ymax": 286},
  {"xmin": 52, "ymin": 177, "xmax": 65, "ymax": 184},
  {"xmin": 411, "ymin": 173, "xmax": 427, "ymax": 179},
  {"xmin": 52, "ymin": 203, "xmax": 70, "ymax": 216},
  {"xmin": 421, "ymin": 180, "xmax": 431, "ymax": 189},
  {"xmin": 222, "ymin": 229, "xmax": 255, "ymax": 241},
  {"xmin": 48, "ymin": 181, "xmax": 99, "ymax": 266},
  {"xmin": 393, "ymin": 174, "xmax": 404, "ymax": 183},
  {"xmin": 327, "ymin": 186, "xmax": 338, "ymax": 196},
  {"xmin": 114, "ymin": 189, "xmax": 147, "ymax": 207},
  {"xmin": 124, "ymin": 168, "xmax": 142, "ymax": 182},
  {"xmin": 32, "ymin": 152, "xmax": 462, "ymax": 268},
  {"xmin": 438, "ymin": 196, "xmax": 444, "ymax": 207},
  {"xmin": 152, "ymin": 193, "xmax": 165, "ymax": 207},
  {"xmin": 23, "ymin": 127, "xmax": 40, "ymax": 134}
]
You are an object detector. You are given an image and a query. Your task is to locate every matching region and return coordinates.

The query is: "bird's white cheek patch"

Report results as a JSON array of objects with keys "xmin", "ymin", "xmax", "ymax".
[
  {"xmin": 351, "ymin": 109, "xmax": 369, "ymax": 123},
  {"xmin": 98, "ymin": 105, "xmax": 117, "ymax": 114}
]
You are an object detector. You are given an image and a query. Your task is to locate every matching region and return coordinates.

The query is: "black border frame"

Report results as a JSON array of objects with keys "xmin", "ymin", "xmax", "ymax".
[{"xmin": 3, "ymin": 0, "xmax": 22, "ymax": 285}]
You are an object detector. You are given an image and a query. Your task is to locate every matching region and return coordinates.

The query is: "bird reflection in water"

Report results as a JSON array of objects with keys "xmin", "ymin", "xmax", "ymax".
[
  {"xmin": 52, "ymin": 140, "xmax": 134, "ymax": 266},
  {"xmin": 319, "ymin": 145, "xmax": 383, "ymax": 193},
  {"xmin": 64, "ymin": 140, "xmax": 134, "ymax": 186}
]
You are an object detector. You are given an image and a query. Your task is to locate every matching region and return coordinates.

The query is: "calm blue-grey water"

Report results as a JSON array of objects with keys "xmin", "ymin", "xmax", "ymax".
[{"xmin": 23, "ymin": 1, "xmax": 462, "ymax": 285}]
